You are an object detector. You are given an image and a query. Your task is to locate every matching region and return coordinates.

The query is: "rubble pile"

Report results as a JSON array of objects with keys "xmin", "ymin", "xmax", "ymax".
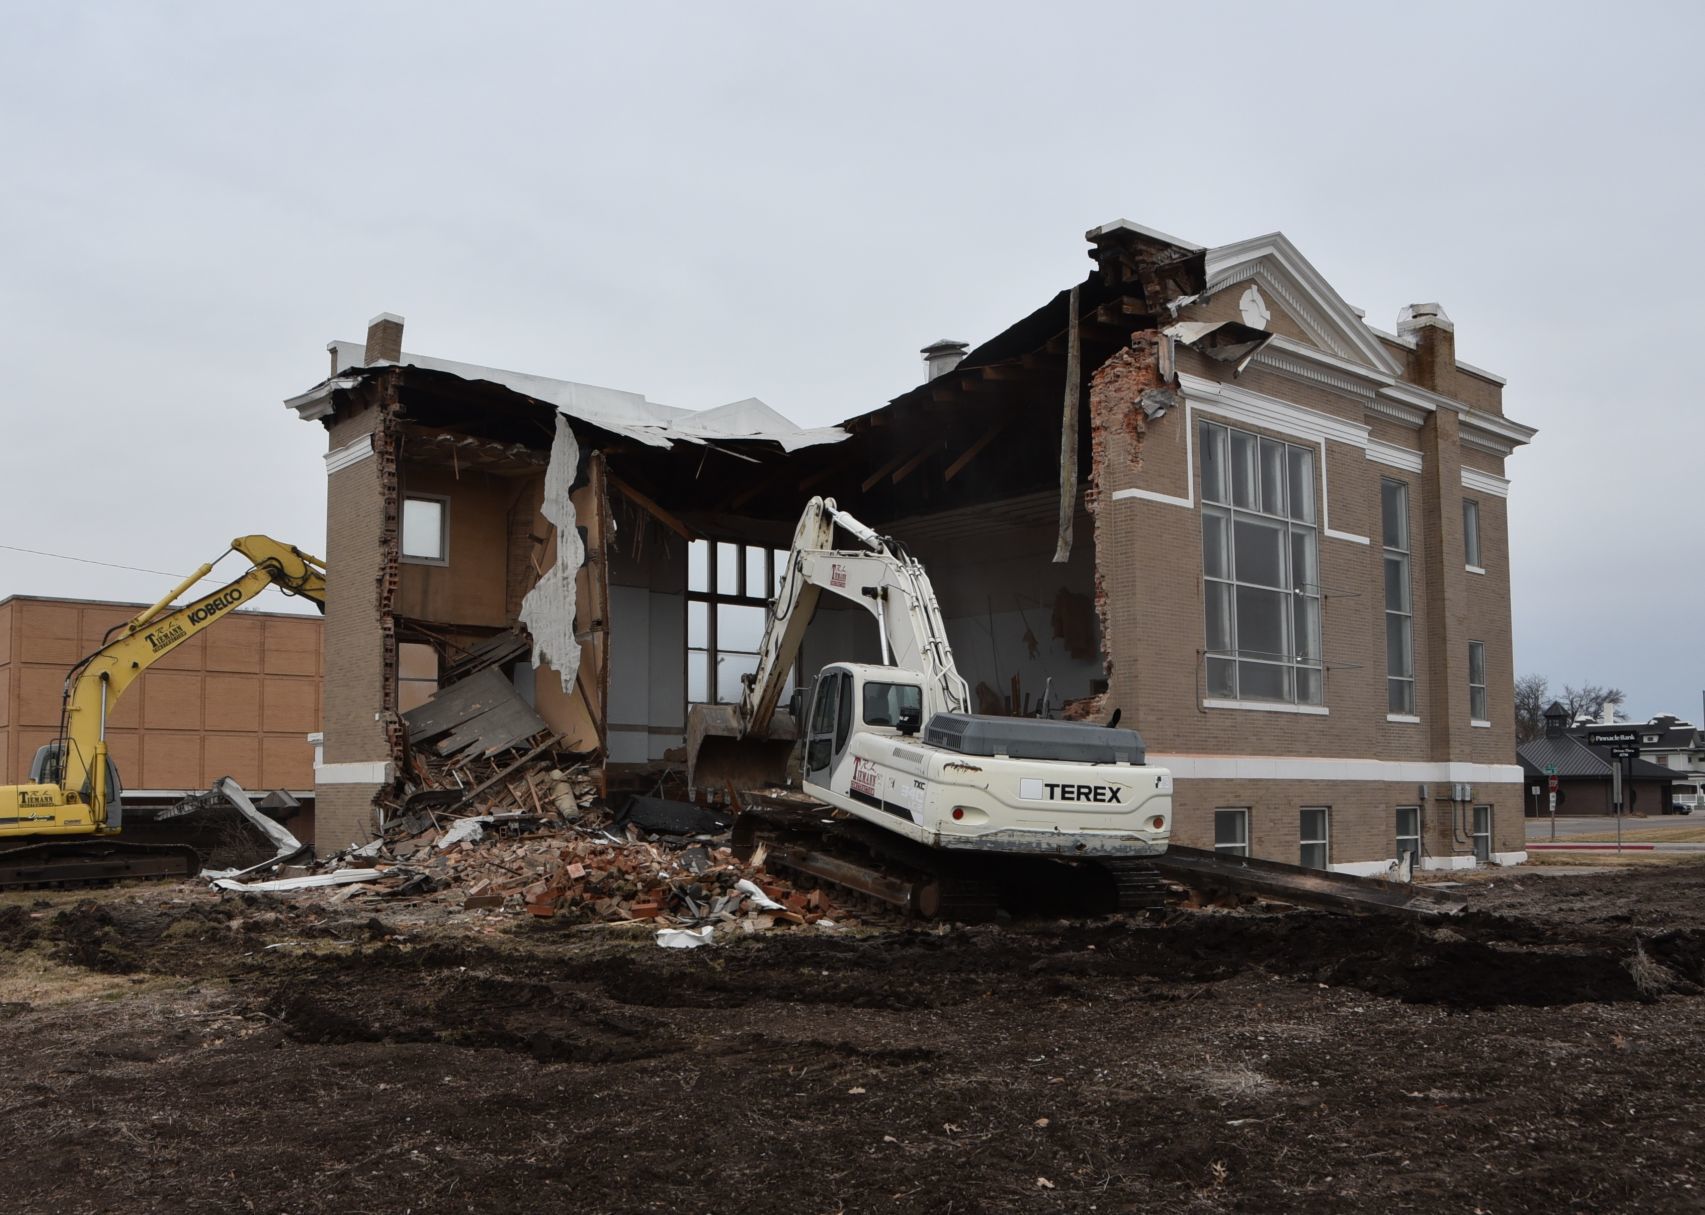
[{"xmin": 346, "ymin": 807, "xmax": 842, "ymax": 933}]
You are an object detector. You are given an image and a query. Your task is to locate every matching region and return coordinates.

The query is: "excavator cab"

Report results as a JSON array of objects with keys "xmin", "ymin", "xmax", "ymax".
[{"xmin": 28, "ymin": 742, "xmax": 123, "ymax": 822}]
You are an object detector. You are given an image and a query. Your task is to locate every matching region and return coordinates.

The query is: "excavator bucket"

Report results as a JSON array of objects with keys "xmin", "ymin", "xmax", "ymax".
[{"xmin": 686, "ymin": 705, "xmax": 801, "ymax": 800}]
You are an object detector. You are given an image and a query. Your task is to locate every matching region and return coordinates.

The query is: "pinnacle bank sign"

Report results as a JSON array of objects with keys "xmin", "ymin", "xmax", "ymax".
[{"xmin": 1585, "ymin": 729, "xmax": 1639, "ymax": 748}]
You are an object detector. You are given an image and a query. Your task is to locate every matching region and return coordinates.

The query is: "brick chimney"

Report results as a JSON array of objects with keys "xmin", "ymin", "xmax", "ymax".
[
  {"xmin": 921, "ymin": 339, "xmax": 969, "ymax": 382},
  {"xmin": 365, "ymin": 312, "xmax": 405, "ymax": 365},
  {"xmin": 1397, "ymin": 302, "xmax": 1452, "ymax": 391}
]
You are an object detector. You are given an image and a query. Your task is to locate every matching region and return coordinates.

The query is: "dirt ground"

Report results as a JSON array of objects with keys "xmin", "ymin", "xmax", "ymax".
[{"xmin": 3, "ymin": 862, "xmax": 1704, "ymax": 1214}]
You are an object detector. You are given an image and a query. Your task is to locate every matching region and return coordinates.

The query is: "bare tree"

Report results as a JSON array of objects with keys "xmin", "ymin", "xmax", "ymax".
[
  {"xmin": 1515, "ymin": 673, "xmax": 1550, "ymax": 744},
  {"xmin": 1561, "ymin": 683, "xmax": 1627, "ymax": 725}
]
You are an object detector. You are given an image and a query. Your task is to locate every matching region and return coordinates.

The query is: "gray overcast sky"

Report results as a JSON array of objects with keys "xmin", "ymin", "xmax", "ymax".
[{"xmin": 3, "ymin": 2, "xmax": 1700, "ymax": 721}]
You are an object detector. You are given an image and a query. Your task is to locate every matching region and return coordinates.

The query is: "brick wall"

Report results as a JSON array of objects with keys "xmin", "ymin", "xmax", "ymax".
[
  {"xmin": 0, "ymin": 596, "xmax": 321, "ymax": 793},
  {"xmin": 317, "ymin": 394, "xmax": 391, "ymax": 846},
  {"xmin": 1090, "ymin": 329, "xmax": 1524, "ymax": 866}
]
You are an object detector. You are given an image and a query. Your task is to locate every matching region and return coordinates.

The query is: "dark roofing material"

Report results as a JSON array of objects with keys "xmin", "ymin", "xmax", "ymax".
[{"xmin": 1518, "ymin": 734, "xmax": 1680, "ymax": 781}]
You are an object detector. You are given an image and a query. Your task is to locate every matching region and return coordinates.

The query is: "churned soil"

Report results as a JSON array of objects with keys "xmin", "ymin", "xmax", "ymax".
[{"xmin": 1, "ymin": 863, "xmax": 1704, "ymax": 1214}]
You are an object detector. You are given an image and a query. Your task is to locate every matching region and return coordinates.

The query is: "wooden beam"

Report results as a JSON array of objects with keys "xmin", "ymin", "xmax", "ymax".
[
  {"xmin": 943, "ymin": 416, "xmax": 1012, "ymax": 482},
  {"xmin": 860, "ymin": 448, "xmax": 915, "ymax": 493},
  {"xmin": 890, "ymin": 440, "xmax": 941, "ymax": 487},
  {"xmin": 608, "ymin": 471, "xmax": 694, "ymax": 542}
]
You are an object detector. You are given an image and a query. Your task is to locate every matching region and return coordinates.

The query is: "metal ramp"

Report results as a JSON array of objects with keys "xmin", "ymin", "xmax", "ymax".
[{"xmin": 1149, "ymin": 845, "xmax": 1466, "ymax": 918}]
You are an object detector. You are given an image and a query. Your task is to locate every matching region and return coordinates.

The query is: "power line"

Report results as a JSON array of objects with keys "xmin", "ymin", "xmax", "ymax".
[{"xmin": 0, "ymin": 542, "xmax": 221, "ymax": 586}]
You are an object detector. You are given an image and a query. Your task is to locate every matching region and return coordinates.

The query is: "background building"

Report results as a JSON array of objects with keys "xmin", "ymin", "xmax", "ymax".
[{"xmin": 0, "ymin": 595, "xmax": 322, "ymax": 835}]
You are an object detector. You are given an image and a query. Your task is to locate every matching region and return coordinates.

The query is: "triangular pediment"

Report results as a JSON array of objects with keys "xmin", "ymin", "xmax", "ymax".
[{"xmin": 1203, "ymin": 233, "xmax": 1402, "ymax": 375}]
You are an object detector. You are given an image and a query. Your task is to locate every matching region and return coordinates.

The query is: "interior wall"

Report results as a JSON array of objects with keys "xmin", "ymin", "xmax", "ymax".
[
  {"xmin": 895, "ymin": 507, "xmax": 1102, "ymax": 716},
  {"xmin": 607, "ymin": 515, "xmax": 688, "ymax": 763}
]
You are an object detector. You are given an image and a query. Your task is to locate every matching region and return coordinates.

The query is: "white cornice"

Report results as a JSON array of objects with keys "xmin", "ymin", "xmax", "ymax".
[
  {"xmin": 285, "ymin": 375, "xmax": 362, "ymax": 422},
  {"xmin": 1177, "ymin": 371, "xmax": 1369, "ymax": 449},
  {"xmin": 1368, "ymin": 398, "xmax": 1427, "ymax": 428},
  {"xmin": 1461, "ymin": 431, "xmax": 1517, "ymax": 458},
  {"xmin": 1367, "ymin": 439, "xmax": 1424, "ymax": 473},
  {"xmin": 1462, "ymin": 466, "xmax": 1511, "ymax": 498},
  {"xmin": 325, "ymin": 434, "xmax": 374, "ymax": 475}
]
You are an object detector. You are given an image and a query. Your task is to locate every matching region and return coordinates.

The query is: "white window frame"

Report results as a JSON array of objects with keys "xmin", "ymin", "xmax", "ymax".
[
  {"xmin": 1471, "ymin": 805, "xmax": 1492, "ymax": 863},
  {"xmin": 687, "ymin": 539, "xmax": 791, "ymax": 706},
  {"xmin": 1199, "ymin": 420, "xmax": 1324, "ymax": 708},
  {"xmin": 401, "ymin": 493, "xmax": 450, "ymax": 565},
  {"xmin": 1299, "ymin": 806, "xmax": 1329, "ymax": 869},
  {"xmin": 1383, "ymin": 478, "xmax": 1414, "ymax": 715},
  {"xmin": 1468, "ymin": 640, "xmax": 1489, "ymax": 725},
  {"xmin": 1214, "ymin": 807, "xmax": 1250, "ymax": 857},
  {"xmin": 1463, "ymin": 497, "xmax": 1483, "ymax": 572},
  {"xmin": 1396, "ymin": 806, "xmax": 1421, "ymax": 865}
]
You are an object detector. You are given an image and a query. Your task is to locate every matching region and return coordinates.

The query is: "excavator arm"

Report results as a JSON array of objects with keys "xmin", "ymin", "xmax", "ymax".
[
  {"xmin": 737, "ymin": 497, "xmax": 969, "ymax": 738},
  {"xmin": 51, "ymin": 536, "xmax": 326, "ymax": 825}
]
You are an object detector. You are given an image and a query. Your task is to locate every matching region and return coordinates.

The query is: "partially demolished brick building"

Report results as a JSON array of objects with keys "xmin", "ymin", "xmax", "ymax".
[{"xmin": 288, "ymin": 219, "xmax": 1534, "ymax": 872}]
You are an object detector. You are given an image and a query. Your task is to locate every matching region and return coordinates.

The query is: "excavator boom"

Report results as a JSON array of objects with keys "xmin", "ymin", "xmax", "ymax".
[{"xmin": 0, "ymin": 535, "xmax": 325, "ymax": 886}]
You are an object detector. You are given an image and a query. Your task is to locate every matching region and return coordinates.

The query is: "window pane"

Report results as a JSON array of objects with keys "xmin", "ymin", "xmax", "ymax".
[
  {"xmin": 1206, "ymin": 655, "xmax": 1236, "ymax": 698},
  {"xmin": 1200, "ymin": 422, "xmax": 1227, "ymax": 505},
  {"xmin": 1293, "ymin": 595, "xmax": 1320, "ymax": 662},
  {"xmin": 1259, "ymin": 438, "xmax": 1286, "ymax": 516},
  {"xmin": 1386, "ymin": 614, "xmax": 1412, "ymax": 680},
  {"xmin": 1287, "ymin": 446, "xmax": 1316, "ymax": 523},
  {"xmin": 1396, "ymin": 807, "xmax": 1418, "ymax": 838},
  {"xmin": 1230, "ymin": 430, "xmax": 1257, "ymax": 509},
  {"xmin": 1468, "ymin": 641, "xmax": 1486, "ymax": 685},
  {"xmin": 687, "ymin": 600, "xmax": 708, "ymax": 647},
  {"xmin": 687, "ymin": 651, "xmax": 708, "ymax": 703},
  {"xmin": 1233, "ymin": 518, "xmax": 1285, "ymax": 589},
  {"xmin": 1472, "ymin": 686, "xmax": 1488, "ymax": 721},
  {"xmin": 1214, "ymin": 809, "xmax": 1248, "ymax": 848},
  {"xmin": 1202, "ymin": 509, "xmax": 1229, "ymax": 580},
  {"xmin": 1235, "ymin": 586, "xmax": 1287, "ymax": 659},
  {"xmin": 401, "ymin": 498, "xmax": 444, "ymax": 559},
  {"xmin": 1384, "ymin": 555, "xmax": 1408, "ymax": 611},
  {"xmin": 716, "ymin": 652, "xmax": 759, "ymax": 703},
  {"xmin": 1300, "ymin": 807, "xmax": 1326, "ymax": 838},
  {"xmin": 717, "ymin": 604, "xmax": 766, "ymax": 652},
  {"xmin": 1381, "ymin": 479, "xmax": 1408, "ymax": 551},
  {"xmin": 1239, "ymin": 660, "xmax": 1289, "ymax": 701},
  {"xmin": 1295, "ymin": 666, "xmax": 1321, "ymax": 706},
  {"xmin": 1204, "ymin": 582, "xmax": 1233, "ymax": 653},
  {"xmin": 772, "ymin": 549, "xmax": 788, "ymax": 595},
  {"xmin": 747, "ymin": 547, "xmax": 768, "ymax": 598},
  {"xmin": 1300, "ymin": 842, "xmax": 1327, "ymax": 869},
  {"xmin": 810, "ymin": 674, "xmax": 839, "ymax": 733},
  {"xmin": 1389, "ymin": 676, "xmax": 1414, "ymax": 715},
  {"xmin": 687, "ymin": 540, "xmax": 710, "ymax": 592},
  {"xmin": 717, "ymin": 542, "xmax": 740, "ymax": 595},
  {"xmin": 1463, "ymin": 499, "xmax": 1481, "ymax": 566},
  {"xmin": 1291, "ymin": 527, "xmax": 1317, "ymax": 593}
]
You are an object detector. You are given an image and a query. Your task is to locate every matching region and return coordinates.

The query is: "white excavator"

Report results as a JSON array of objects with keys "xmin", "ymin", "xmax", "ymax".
[{"xmin": 687, "ymin": 497, "xmax": 1174, "ymax": 917}]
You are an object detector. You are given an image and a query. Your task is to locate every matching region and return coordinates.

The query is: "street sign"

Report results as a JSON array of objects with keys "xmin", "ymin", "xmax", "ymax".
[
  {"xmin": 1611, "ymin": 745, "xmax": 1640, "ymax": 760},
  {"xmin": 1589, "ymin": 729, "xmax": 1639, "ymax": 748},
  {"xmin": 1548, "ymin": 792, "xmax": 1557, "ymax": 813},
  {"xmin": 1543, "ymin": 764, "xmax": 1559, "ymax": 776},
  {"xmin": 1548, "ymin": 775, "xmax": 1559, "ymax": 793}
]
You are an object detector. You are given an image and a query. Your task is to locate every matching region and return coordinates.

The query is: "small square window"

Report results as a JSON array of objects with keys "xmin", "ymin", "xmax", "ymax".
[
  {"xmin": 401, "ymin": 496, "xmax": 447, "ymax": 562},
  {"xmin": 1214, "ymin": 808, "xmax": 1250, "ymax": 857}
]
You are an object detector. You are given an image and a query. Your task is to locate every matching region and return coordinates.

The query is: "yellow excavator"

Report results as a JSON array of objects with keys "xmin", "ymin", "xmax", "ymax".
[{"xmin": 0, "ymin": 536, "xmax": 326, "ymax": 887}]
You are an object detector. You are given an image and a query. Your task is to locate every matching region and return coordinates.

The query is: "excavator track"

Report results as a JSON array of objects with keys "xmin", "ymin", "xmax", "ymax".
[
  {"xmin": 0, "ymin": 839, "xmax": 201, "ymax": 891},
  {"xmin": 733, "ymin": 798, "xmax": 1164, "ymax": 922}
]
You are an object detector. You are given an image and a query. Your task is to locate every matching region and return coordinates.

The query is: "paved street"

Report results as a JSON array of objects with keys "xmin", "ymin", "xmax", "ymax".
[{"xmin": 1526, "ymin": 813, "xmax": 1705, "ymax": 848}]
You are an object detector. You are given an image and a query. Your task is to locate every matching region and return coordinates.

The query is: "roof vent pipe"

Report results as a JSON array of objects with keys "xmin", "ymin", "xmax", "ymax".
[{"xmin": 921, "ymin": 339, "xmax": 969, "ymax": 382}]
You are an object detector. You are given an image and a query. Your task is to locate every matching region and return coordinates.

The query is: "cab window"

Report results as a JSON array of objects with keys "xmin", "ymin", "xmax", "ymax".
[{"xmin": 863, "ymin": 682, "xmax": 922, "ymax": 727}]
